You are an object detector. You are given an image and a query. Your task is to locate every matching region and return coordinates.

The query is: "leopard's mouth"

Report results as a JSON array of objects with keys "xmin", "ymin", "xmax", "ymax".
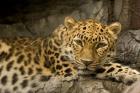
[{"xmin": 74, "ymin": 60, "xmax": 98, "ymax": 75}]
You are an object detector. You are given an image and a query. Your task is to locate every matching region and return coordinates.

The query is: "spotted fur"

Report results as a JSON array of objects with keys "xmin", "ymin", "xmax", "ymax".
[{"xmin": 0, "ymin": 17, "xmax": 139, "ymax": 93}]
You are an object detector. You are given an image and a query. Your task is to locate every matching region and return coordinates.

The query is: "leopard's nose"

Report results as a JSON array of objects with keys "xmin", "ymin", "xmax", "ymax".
[{"xmin": 81, "ymin": 60, "xmax": 93, "ymax": 66}]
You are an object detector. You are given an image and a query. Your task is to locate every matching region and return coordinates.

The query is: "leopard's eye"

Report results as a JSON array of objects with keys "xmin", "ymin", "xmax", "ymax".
[
  {"xmin": 96, "ymin": 42, "xmax": 107, "ymax": 49},
  {"xmin": 73, "ymin": 38, "xmax": 83, "ymax": 47}
]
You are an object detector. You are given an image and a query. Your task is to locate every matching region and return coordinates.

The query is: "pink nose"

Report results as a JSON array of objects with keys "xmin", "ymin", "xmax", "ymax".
[{"xmin": 81, "ymin": 60, "xmax": 93, "ymax": 66}]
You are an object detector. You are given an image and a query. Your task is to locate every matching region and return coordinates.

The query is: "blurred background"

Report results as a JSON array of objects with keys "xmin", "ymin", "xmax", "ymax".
[{"xmin": 0, "ymin": 0, "xmax": 139, "ymax": 37}]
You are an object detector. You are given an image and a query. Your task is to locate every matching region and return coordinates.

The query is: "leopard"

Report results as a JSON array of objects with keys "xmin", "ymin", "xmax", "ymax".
[{"xmin": 0, "ymin": 16, "xmax": 139, "ymax": 93}]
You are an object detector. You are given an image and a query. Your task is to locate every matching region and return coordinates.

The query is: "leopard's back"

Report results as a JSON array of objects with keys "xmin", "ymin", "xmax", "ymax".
[{"xmin": 0, "ymin": 37, "xmax": 52, "ymax": 93}]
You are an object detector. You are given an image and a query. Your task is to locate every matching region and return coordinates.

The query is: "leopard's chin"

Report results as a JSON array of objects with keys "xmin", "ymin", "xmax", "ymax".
[
  {"xmin": 77, "ymin": 65, "xmax": 96, "ymax": 75},
  {"xmin": 87, "ymin": 67, "xmax": 97, "ymax": 71},
  {"xmin": 78, "ymin": 69, "xmax": 94, "ymax": 75}
]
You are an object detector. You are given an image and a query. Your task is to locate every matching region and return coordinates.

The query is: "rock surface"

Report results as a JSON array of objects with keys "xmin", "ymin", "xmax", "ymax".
[
  {"xmin": 0, "ymin": 0, "xmax": 109, "ymax": 37},
  {"xmin": 35, "ymin": 76, "xmax": 127, "ymax": 93},
  {"xmin": 117, "ymin": 30, "xmax": 140, "ymax": 69}
]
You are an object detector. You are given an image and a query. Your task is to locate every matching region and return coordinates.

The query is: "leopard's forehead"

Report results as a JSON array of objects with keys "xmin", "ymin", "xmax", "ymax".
[
  {"xmin": 74, "ymin": 19, "xmax": 107, "ymax": 34},
  {"xmin": 70, "ymin": 19, "xmax": 109, "ymax": 42}
]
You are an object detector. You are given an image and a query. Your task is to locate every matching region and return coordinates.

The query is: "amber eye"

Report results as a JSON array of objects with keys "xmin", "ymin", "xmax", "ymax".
[
  {"xmin": 96, "ymin": 42, "xmax": 107, "ymax": 49},
  {"xmin": 74, "ymin": 39, "xmax": 83, "ymax": 47}
]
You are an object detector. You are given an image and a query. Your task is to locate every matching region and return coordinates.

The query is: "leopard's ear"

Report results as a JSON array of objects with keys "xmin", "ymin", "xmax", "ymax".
[
  {"xmin": 108, "ymin": 22, "xmax": 121, "ymax": 35},
  {"xmin": 64, "ymin": 16, "xmax": 76, "ymax": 28}
]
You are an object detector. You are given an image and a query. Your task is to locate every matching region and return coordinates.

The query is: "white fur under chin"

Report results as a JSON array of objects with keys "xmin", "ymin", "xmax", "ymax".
[{"xmin": 78, "ymin": 70, "xmax": 94, "ymax": 75}]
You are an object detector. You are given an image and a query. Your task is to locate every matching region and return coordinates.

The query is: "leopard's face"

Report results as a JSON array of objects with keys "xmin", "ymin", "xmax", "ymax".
[{"xmin": 59, "ymin": 17, "xmax": 121, "ymax": 71}]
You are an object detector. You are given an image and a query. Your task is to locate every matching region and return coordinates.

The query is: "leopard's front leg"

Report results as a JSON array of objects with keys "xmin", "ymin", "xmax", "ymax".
[
  {"xmin": 95, "ymin": 62, "xmax": 140, "ymax": 84},
  {"xmin": 54, "ymin": 61, "xmax": 78, "ymax": 81}
]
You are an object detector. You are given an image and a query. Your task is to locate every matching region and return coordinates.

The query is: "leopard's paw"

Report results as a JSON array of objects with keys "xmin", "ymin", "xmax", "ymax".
[
  {"xmin": 123, "ymin": 75, "xmax": 140, "ymax": 85},
  {"xmin": 56, "ymin": 75, "xmax": 78, "ymax": 81},
  {"xmin": 114, "ymin": 73, "xmax": 140, "ymax": 85},
  {"xmin": 61, "ymin": 74, "xmax": 78, "ymax": 81}
]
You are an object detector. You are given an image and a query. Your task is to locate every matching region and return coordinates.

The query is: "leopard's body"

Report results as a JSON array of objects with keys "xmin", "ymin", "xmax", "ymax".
[{"xmin": 0, "ymin": 17, "xmax": 139, "ymax": 93}]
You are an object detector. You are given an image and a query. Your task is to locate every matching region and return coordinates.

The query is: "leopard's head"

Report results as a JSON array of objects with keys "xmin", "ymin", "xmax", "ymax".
[{"xmin": 47, "ymin": 17, "xmax": 121, "ymax": 73}]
